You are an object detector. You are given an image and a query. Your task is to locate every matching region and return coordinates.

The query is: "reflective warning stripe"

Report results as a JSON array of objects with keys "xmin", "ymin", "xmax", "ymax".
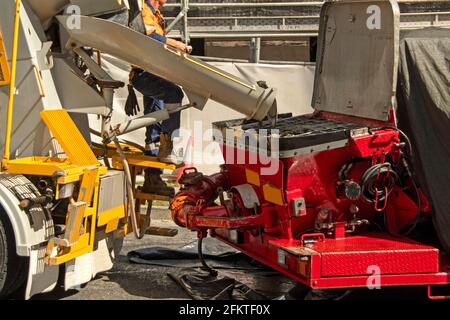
[{"xmin": 145, "ymin": 25, "xmax": 156, "ymax": 33}]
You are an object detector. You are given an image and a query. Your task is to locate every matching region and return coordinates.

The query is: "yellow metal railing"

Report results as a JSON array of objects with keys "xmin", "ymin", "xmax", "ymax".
[{"xmin": 2, "ymin": 0, "xmax": 21, "ymax": 169}]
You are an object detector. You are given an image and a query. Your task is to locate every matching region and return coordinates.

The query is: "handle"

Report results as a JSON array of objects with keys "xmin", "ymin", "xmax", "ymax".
[
  {"xmin": 300, "ymin": 233, "xmax": 325, "ymax": 245},
  {"xmin": 428, "ymin": 285, "xmax": 450, "ymax": 300}
]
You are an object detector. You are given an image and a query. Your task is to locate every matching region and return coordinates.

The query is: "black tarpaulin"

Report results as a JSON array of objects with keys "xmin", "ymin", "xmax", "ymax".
[
  {"xmin": 396, "ymin": 28, "xmax": 450, "ymax": 253},
  {"xmin": 128, "ymin": 237, "xmax": 263, "ymax": 270},
  {"xmin": 127, "ymin": 237, "xmax": 297, "ymax": 299}
]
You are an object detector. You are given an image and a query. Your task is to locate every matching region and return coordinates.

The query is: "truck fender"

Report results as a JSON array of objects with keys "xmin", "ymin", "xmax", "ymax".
[
  {"xmin": 0, "ymin": 179, "xmax": 33, "ymax": 257},
  {"xmin": 0, "ymin": 174, "xmax": 59, "ymax": 299}
]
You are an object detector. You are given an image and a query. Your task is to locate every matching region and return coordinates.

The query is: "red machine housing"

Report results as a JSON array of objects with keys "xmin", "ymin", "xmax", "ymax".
[
  {"xmin": 170, "ymin": 0, "xmax": 450, "ymax": 298},
  {"xmin": 171, "ymin": 111, "xmax": 449, "ymax": 297}
]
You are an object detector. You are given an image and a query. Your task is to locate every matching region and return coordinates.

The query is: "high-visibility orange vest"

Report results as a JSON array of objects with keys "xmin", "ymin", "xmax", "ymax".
[
  {"xmin": 141, "ymin": 0, "xmax": 167, "ymax": 37},
  {"xmin": 130, "ymin": 1, "xmax": 167, "ymax": 71}
]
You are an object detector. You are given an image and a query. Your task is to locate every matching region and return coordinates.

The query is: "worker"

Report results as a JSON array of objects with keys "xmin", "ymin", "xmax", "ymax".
[{"xmin": 126, "ymin": 0, "xmax": 189, "ymax": 196}]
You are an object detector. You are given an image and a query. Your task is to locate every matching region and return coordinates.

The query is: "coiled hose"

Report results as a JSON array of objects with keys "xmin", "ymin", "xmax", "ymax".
[{"xmin": 360, "ymin": 163, "xmax": 398, "ymax": 206}]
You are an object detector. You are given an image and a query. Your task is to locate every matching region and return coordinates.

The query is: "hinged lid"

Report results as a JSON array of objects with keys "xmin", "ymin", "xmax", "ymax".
[{"xmin": 312, "ymin": 0, "xmax": 400, "ymax": 121}]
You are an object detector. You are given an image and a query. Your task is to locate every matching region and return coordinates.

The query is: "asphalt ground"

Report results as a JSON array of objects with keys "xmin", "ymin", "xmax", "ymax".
[
  {"xmin": 31, "ymin": 208, "xmax": 294, "ymax": 300},
  {"xmin": 30, "ymin": 208, "xmax": 441, "ymax": 301}
]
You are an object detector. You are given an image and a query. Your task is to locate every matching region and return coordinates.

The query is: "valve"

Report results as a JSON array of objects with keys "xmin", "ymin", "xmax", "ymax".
[{"xmin": 179, "ymin": 167, "xmax": 204, "ymax": 186}]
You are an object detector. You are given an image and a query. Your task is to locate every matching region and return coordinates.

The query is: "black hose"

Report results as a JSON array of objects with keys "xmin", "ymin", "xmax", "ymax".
[
  {"xmin": 370, "ymin": 127, "xmax": 423, "ymax": 236},
  {"xmin": 360, "ymin": 163, "xmax": 398, "ymax": 204},
  {"xmin": 198, "ymin": 237, "xmax": 218, "ymax": 276},
  {"xmin": 386, "ymin": 127, "xmax": 422, "ymax": 236},
  {"xmin": 338, "ymin": 157, "xmax": 366, "ymax": 181}
]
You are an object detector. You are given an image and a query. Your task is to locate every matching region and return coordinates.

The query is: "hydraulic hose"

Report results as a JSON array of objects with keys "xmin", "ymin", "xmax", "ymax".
[
  {"xmin": 382, "ymin": 127, "xmax": 422, "ymax": 236},
  {"xmin": 370, "ymin": 127, "xmax": 422, "ymax": 236},
  {"xmin": 198, "ymin": 237, "xmax": 218, "ymax": 276},
  {"xmin": 360, "ymin": 163, "xmax": 398, "ymax": 205},
  {"xmin": 114, "ymin": 138, "xmax": 150, "ymax": 239}
]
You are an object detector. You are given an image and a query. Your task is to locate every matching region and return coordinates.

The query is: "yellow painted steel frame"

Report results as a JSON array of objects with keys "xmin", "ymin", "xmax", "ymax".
[
  {"xmin": 65, "ymin": 167, "xmax": 98, "ymax": 244},
  {"xmin": 4, "ymin": 108, "xmax": 116, "ymax": 265},
  {"xmin": 93, "ymin": 145, "xmax": 177, "ymax": 237},
  {"xmin": 97, "ymin": 204, "xmax": 126, "ymax": 234},
  {"xmin": 111, "ymin": 154, "xmax": 178, "ymax": 171},
  {"xmin": 0, "ymin": 29, "xmax": 11, "ymax": 86},
  {"xmin": 92, "ymin": 146, "xmax": 178, "ymax": 172},
  {"xmin": 46, "ymin": 167, "xmax": 102, "ymax": 265}
]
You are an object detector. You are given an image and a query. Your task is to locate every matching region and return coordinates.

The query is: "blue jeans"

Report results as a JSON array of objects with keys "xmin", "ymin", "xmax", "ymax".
[
  {"xmin": 131, "ymin": 70, "xmax": 183, "ymax": 147},
  {"xmin": 131, "ymin": 70, "xmax": 183, "ymax": 173}
]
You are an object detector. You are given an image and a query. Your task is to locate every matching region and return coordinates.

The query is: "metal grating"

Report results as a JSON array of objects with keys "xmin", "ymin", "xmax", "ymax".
[
  {"xmin": 240, "ymin": 115, "xmax": 364, "ymax": 138},
  {"xmin": 214, "ymin": 115, "xmax": 367, "ymax": 153},
  {"xmin": 40, "ymin": 110, "xmax": 99, "ymax": 167}
]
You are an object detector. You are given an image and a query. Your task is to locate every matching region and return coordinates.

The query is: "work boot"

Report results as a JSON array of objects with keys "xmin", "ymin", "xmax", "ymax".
[
  {"xmin": 157, "ymin": 133, "xmax": 179, "ymax": 165},
  {"xmin": 142, "ymin": 170, "xmax": 175, "ymax": 197}
]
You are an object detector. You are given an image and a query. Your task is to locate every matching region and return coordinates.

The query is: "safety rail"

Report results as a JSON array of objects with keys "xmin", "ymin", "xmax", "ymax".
[{"xmin": 163, "ymin": 0, "xmax": 450, "ymax": 40}]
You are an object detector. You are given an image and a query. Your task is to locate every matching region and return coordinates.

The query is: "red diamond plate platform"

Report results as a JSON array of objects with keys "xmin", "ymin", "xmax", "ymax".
[{"xmin": 309, "ymin": 234, "xmax": 440, "ymax": 277}]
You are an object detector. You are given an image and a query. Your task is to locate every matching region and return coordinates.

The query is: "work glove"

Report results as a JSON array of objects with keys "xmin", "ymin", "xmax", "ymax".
[{"xmin": 125, "ymin": 84, "xmax": 140, "ymax": 117}]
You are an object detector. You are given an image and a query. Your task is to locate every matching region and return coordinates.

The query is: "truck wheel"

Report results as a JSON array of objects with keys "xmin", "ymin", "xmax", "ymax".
[{"xmin": 0, "ymin": 212, "xmax": 28, "ymax": 299}]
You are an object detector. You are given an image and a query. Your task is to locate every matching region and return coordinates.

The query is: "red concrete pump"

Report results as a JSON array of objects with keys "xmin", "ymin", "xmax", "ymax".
[{"xmin": 170, "ymin": 0, "xmax": 450, "ymax": 298}]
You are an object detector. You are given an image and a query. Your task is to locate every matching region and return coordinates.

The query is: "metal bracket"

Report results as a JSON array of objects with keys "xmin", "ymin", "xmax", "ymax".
[
  {"xmin": 36, "ymin": 41, "xmax": 54, "ymax": 70},
  {"xmin": 231, "ymin": 184, "xmax": 260, "ymax": 209},
  {"xmin": 185, "ymin": 89, "xmax": 208, "ymax": 111}
]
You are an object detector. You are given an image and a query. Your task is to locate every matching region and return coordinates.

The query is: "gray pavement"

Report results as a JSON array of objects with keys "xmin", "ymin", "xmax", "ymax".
[
  {"xmin": 33, "ymin": 208, "xmax": 295, "ymax": 300},
  {"xmin": 34, "ymin": 209, "xmax": 197, "ymax": 300},
  {"xmin": 31, "ymin": 208, "xmax": 430, "ymax": 300}
]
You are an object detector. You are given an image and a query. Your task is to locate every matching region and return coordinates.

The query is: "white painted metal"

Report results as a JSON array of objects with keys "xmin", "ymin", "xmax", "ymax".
[
  {"xmin": 25, "ymin": 0, "xmax": 69, "ymax": 28},
  {"xmin": 0, "ymin": 175, "xmax": 59, "ymax": 299},
  {"xmin": 312, "ymin": 0, "xmax": 400, "ymax": 121},
  {"xmin": 69, "ymin": 0, "xmax": 128, "ymax": 17},
  {"xmin": 0, "ymin": 183, "xmax": 35, "ymax": 257},
  {"xmin": 25, "ymin": 247, "xmax": 59, "ymax": 300},
  {"xmin": 64, "ymin": 231, "xmax": 120, "ymax": 290},
  {"xmin": 0, "ymin": 1, "xmax": 64, "ymax": 158}
]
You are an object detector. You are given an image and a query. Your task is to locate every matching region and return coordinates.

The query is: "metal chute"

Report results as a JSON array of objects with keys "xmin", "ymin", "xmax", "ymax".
[{"xmin": 57, "ymin": 15, "xmax": 278, "ymax": 130}]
